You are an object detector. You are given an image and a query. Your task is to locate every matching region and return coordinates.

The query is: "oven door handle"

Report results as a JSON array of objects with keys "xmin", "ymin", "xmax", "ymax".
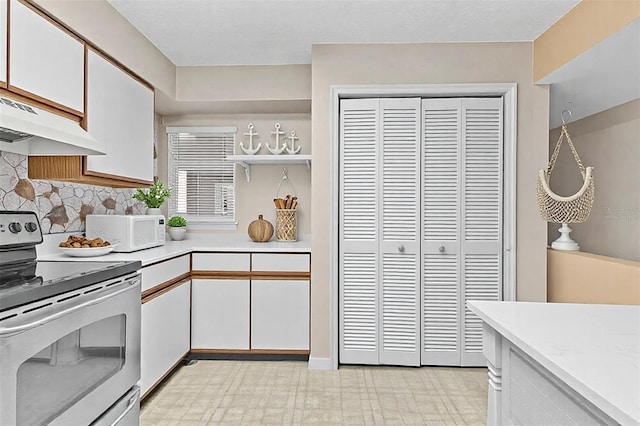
[
  {"xmin": 110, "ymin": 387, "xmax": 140, "ymax": 426},
  {"xmin": 0, "ymin": 277, "xmax": 140, "ymax": 337}
]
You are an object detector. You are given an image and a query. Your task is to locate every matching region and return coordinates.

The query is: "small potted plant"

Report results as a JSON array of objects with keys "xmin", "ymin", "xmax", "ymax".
[
  {"xmin": 132, "ymin": 180, "xmax": 172, "ymax": 215},
  {"xmin": 167, "ymin": 215, "xmax": 187, "ymax": 241}
]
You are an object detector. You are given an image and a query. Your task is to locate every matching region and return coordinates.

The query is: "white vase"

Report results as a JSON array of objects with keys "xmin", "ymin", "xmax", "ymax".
[
  {"xmin": 146, "ymin": 207, "xmax": 162, "ymax": 216},
  {"xmin": 168, "ymin": 226, "xmax": 187, "ymax": 241}
]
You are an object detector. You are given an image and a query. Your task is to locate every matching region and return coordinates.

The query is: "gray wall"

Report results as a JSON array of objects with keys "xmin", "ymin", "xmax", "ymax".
[{"xmin": 547, "ymin": 99, "xmax": 640, "ymax": 261}]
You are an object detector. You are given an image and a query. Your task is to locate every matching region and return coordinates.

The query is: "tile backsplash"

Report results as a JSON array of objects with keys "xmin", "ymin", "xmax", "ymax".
[{"xmin": 0, "ymin": 151, "xmax": 145, "ymax": 234}]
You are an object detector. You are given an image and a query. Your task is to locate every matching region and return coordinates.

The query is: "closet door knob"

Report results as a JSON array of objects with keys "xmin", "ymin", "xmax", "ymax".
[
  {"xmin": 439, "ymin": 246, "xmax": 445, "ymax": 253},
  {"xmin": 397, "ymin": 245, "xmax": 405, "ymax": 253}
]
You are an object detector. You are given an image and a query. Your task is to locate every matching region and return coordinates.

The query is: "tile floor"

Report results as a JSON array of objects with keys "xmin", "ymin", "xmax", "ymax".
[{"xmin": 141, "ymin": 361, "xmax": 488, "ymax": 425}]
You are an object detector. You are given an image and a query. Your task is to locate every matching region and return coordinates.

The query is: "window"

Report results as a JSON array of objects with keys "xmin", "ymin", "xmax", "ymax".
[{"xmin": 167, "ymin": 126, "xmax": 237, "ymax": 229}]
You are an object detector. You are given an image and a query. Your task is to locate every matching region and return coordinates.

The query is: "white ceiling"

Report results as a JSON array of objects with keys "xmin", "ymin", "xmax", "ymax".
[
  {"xmin": 107, "ymin": 0, "xmax": 639, "ymax": 128},
  {"xmin": 107, "ymin": 0, "xmax": 579, "ymax": 66}
]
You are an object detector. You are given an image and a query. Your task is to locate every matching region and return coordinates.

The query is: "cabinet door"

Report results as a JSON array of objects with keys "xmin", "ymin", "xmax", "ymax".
[
  {"xmin": 191, "ymin": 279, "xmax": 250, "ymax": 350},
  {"xmin": 85, "ymin": 49, "xmax": 154, "ymax": 183},
  {"xmin": 0, "ymin": 0, "xmax": 6, "ymax": 86},
  {"xmin": 9, "ymin": 0, "xmax": 84, "ymax": 113},
  {"xmin": 140, "ymin": 280, "xmax": 190, "ymax": 397},
  {"xmin": 251, "ymin": 280, "xmax": 309, "ymax": 350}
]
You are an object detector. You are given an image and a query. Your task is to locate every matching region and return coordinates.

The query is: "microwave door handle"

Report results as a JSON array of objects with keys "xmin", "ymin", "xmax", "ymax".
[{"xmin": 0, "ymin": 277, "xmax": 140, "ymax": 337}]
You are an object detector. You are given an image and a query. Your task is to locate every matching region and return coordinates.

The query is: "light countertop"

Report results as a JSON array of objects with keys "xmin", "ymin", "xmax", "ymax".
[
  {"xmin": 468, "ymin": 301, "xmax": 640, "ymax": 426},
  {"xmin": 38, "ymin": 233, "xmax": 311, "ymax": 266}
]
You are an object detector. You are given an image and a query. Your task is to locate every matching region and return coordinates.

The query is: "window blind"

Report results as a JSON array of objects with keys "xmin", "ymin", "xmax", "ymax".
[{"xmin": 167, "ymin": 129, "xmax": 236, "ymax": 221}]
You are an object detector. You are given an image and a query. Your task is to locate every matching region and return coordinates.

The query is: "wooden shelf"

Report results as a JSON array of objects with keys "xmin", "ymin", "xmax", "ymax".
[{"xmin": 226, "ymin": 155, "xmax": 311, "ymax": 182}]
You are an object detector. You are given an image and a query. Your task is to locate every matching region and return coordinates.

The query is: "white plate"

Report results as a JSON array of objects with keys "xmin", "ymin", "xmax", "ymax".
[{"xmin": 59, "ymin": 244, "xmax": 118, "ymax": 257}]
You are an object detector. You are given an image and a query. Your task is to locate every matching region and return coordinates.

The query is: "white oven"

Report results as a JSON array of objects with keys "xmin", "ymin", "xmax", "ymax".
[
  {"xmin": 86, "ymin": 215, "xmax": 165, "ymax": 253},
  {"xmin": 0, "ymin": 273, "xmax": 141, "ymax": 426}
]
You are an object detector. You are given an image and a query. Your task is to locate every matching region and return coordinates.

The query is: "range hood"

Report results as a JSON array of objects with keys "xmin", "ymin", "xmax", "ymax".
[{"xmin": 0, "ymin": 96, "xmax": 106, "ymax": 156}]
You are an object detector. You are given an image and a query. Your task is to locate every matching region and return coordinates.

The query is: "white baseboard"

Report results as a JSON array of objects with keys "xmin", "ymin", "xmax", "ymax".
[{"xmin": 308, "ymin": 357, "xmax": 334, "ymax": 370}]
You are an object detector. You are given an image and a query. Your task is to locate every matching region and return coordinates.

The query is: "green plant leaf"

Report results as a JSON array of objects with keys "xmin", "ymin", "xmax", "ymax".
[{"xmin": 132, "ymin": 181, "xmax": 172, "ymax": 208}]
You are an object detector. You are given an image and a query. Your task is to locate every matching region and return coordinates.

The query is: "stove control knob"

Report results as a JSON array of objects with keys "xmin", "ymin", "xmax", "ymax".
[
  {"xmin": 8, "ymin": 222, "xmax": 22, "ymax": 234},
  {"xmin": 25, "ymin": 222, "xmax": 38, "ymax": 233}
]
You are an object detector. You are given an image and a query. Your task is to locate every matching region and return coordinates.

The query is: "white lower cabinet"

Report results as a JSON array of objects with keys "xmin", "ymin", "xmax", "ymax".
[
  {"xmin": 140, "ymin": 280, "xmax": 191, "ymax": 397},
  {"xmin": 251, "ymin": 280, "xmax": 309, "ymax": 350},
  {"xmin": 191, "ymin": 279, "xmax": 250, "ymax": 349}
]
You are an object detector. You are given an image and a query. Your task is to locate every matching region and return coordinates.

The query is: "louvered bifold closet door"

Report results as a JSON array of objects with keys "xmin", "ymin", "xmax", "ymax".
[
  {"xmin": 379, "ymin": 99, "xmax": 421, "ymax": 366},
  {"xmin": 421, "ymin": 99, "xmax": 462, "ymax": 366},
  {"xmin": 460, "ymin": 98, "xmax": 503, "ymax": 366},
  {"xmin": 339, "ymin": 99, "xmax": 380, "ymax": 364}
]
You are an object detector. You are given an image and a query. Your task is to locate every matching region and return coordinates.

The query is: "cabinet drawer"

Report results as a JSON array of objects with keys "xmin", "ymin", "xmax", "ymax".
[
  {"xmin": 251, "ymin": 253, "xmax": 310, "ymax": 273},
  {"xmin": 192, "ymin": 253, "xmax": 250, "ymax": 272},
  {"xmin": 141, "ymin": 254, "xmax": 190, "ymax": 292}
]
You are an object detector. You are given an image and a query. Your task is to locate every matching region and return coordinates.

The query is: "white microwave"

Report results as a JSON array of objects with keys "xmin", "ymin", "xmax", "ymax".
[{"xmin": 85, "ymin": 215, "xmax": 165, "ymax": 252}]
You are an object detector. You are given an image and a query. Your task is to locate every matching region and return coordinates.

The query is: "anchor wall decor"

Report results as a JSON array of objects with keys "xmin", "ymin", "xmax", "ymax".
[
  {"xmin": 239, "ymin": 123, "xmax": 261, "ymax": 155},
  {"xmin": 266, "ymin": 123, "xmax": 287, "ymax": 155},
  {"xmin": 285, "ymin": 130, "xmax": 301, "ymax": 155}
]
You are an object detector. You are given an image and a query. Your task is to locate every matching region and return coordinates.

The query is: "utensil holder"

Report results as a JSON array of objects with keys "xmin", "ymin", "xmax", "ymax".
[{"xmin": 276, "ymin": 209, "xmax": 297, "ymax": 241}]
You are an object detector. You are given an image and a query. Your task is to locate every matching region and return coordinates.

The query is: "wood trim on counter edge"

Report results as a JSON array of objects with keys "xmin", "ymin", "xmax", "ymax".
[
  {"xmin": 140, "ymin": 350, "xmax": 189, "ymax": 402},
  {"xmin": 190, "ymin": 349, "xmax": 310, "ymax": 355},
  {"xmin": 141, "ymin": 275, "xmax": 190, "ymax": 303},
  {"xmin": 190, "ymin": 271, "xmax": 251, "ymax": 280},
  {"xmin": 250, "ymin": 271, "xmax": 311, "ymax": 280},
  {"xmin": 191, "ymin": 271, "xmax": 310, "ymax": 280}
]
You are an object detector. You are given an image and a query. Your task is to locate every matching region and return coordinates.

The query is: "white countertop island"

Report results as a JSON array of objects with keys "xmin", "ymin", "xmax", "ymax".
[{"xmin": 468, "ymin": 301, "xmax": 640, "ymax": 426}]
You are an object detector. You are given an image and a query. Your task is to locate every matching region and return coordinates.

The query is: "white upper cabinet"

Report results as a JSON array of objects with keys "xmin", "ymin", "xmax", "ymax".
[
  {"xmin": 9, "ymin": 0, "xmax": 84, "ymax": 113},
  {"xmin": 85, "ymin": 49, "xmax": 154, "ymax": 183},
  {"xmin": 0, "ymin": 0, "xmax": 7, "ymax": 86}
]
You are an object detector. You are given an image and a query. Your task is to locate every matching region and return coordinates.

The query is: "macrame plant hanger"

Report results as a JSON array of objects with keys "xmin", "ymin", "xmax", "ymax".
[{"xmin": 536, "ymin": 109, "xmax": 595, "ymax": 250}]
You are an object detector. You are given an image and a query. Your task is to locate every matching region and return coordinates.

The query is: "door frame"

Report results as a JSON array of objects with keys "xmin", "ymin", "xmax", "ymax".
[{"xmin": 329, "ymin": 83, "xmax": 517, "ymax": 370}]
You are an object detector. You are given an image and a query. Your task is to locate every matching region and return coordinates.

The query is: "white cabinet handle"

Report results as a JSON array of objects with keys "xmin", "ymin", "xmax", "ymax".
[
  {"xmin": 398, "ymin": 245, "xmax": 405, "ymax": 252},
  {"xmin": 439, "ymin": 246, "xmax": 445, "ymax": 253}
]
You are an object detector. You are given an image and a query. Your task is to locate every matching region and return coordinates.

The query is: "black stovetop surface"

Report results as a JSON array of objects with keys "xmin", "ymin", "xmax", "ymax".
[{"xmin": 0, "ymin": 260, "xmax": 141, "ymax": 313}]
